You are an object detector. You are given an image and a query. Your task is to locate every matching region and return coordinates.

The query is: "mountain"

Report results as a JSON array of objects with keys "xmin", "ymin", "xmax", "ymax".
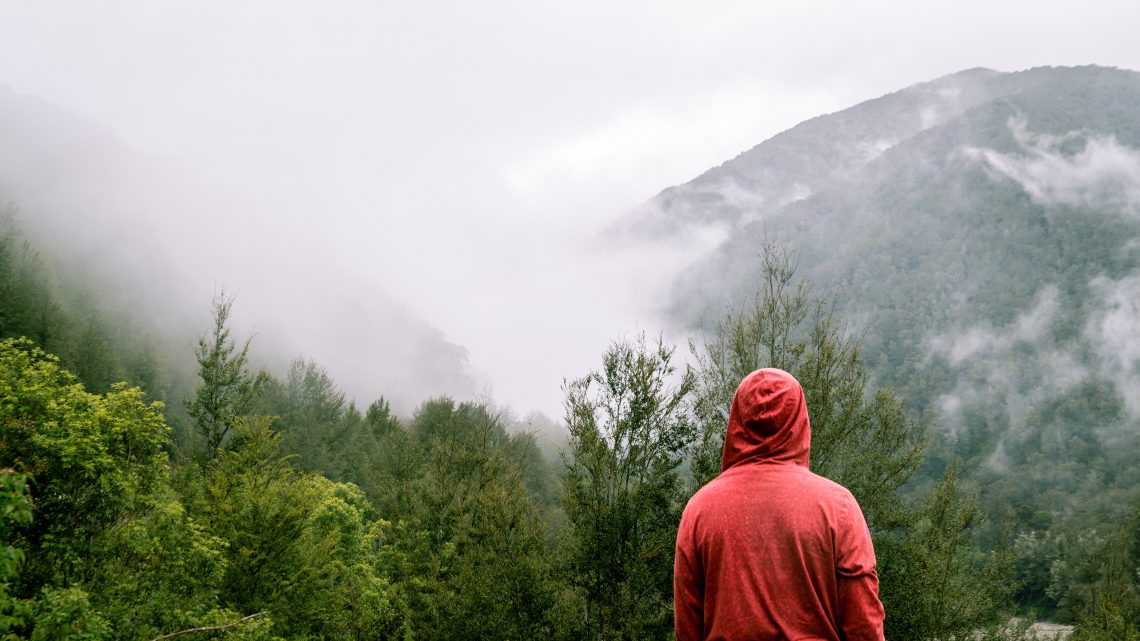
[
  {"xmin": 640, "ymin": 65, "xmax": 1140, "ymax": 425},
  {"xmin": 622, "ymin": 67, "xmax": 1005, "ymax": 238},
  {"xmin": 628, "ymin": 66, "xmax": 1140, "ymax": 603},
  {"xmin": 0, "ymin": 83, "xmax": 474, "ymax": 413}
]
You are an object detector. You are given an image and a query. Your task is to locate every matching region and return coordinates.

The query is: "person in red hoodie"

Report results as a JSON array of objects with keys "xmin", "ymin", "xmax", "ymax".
[{"xmin": 674, "ymin": 368, "xmax": 885, "ymax": 641}]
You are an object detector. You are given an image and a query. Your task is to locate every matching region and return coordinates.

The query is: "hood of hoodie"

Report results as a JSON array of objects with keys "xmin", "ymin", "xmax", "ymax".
[{"xmin": 721, "ymin": 368, "xmax": 812, "ymax": 471}]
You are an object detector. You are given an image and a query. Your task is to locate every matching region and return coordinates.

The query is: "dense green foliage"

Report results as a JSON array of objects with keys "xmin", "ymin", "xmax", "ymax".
[
  {"xmin": 561, "ymin": 334, "xmax": 695, "ymax": 639},
  {"xmin": 1, "ymin": 228, "xmax": 1065, "ymax": 640},
  {"xmin": 0, "ymin": 337, "xmax": 246, "ymax": 639},
  {"xmin": 0, "ymin": 239, "xmax": 1037, "ymax": 640},
  {"xmin": 186, "ymin": 294, "xmax": 269, "ymax": 457},
  {"xmin": 8, "ymin": 63, "xmax": 1140, "ymax": 637}
]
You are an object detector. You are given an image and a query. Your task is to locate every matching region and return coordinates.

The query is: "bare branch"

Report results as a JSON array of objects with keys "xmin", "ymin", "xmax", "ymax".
[{"xmin": 149, "ymin": 611, "xmax": 268, "ymax": 641}]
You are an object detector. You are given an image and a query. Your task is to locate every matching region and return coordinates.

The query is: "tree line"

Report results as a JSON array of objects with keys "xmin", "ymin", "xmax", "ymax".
[{"xmin": 1, "ymin": 213, "xmax": 1137, "ymax": 640}]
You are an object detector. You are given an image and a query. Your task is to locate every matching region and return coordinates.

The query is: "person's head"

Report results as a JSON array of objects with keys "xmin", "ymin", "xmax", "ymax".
[{"xmin": 720, "ymin": 368, "xmax": 811, "ymax": 471}]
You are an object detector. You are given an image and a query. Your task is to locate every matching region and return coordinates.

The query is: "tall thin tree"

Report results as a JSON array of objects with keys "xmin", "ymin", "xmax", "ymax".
[{"xmin": 186, "ymin": 293, "xmax": 268, "ymax": 457}]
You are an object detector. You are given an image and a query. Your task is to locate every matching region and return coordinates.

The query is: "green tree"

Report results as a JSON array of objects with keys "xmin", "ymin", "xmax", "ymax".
[
  {"xmin": 26, "ymin": 587, "xmax": 110, "ymax": 641},
  {"xmin": 379, "ymin": 398, "xmax": 553, "ymax": 641},
  {"xmin": 0, "ymin": 468, "xmax": 33, "ymax": 635},
  {"xmin": 1067, "ymin": 505, "xmax": 1140, "ymax": 641},
  {"xmin": 364, "ymin": 398, "xmax": 399, "ymax": 437},
  {"xmin": 876, "ymin": 463, "xmax": 1016, "ymax": 641},
  {"xmin": 186, "ymin": 294, "xmax": 268, "ymax": 457},
  {"xmin": 561, "ymin": 333, "xmax": 696, "ymax": 640},
  {"xmin": 0, "ymin": 212, "xmax": 58, "ymax": 349},
  {"xmin": 259, "ymin": 358, "xmax": 349, "ymax": 476},
  {"xmin": 0, "ymin": 338, "xmax": 252, "ymax": 640},
  {"xmin": 688, "ymin": 243, "xmax": 925, "ymax": 524},
  {"xmin": 0, "ymin": 338, "xmax": 170, "ymax": 591},
  {"xmin": 199, "ymin": 416, "xmax": 406, "ymax": 639},
  {"xmin": 338, "ymin": 398, "xmax": 402, "ymax": 490}
]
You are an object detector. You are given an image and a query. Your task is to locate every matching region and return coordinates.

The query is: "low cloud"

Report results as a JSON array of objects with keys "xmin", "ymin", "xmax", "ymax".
[
  {"xmin": 859, "ymin": 138, "xmax": 899, "ymax": 162},
  {"xmin": 966, "ymin": 116, "xmax": 1140, "ymax": 216},
  {"xmin": 928, "ymin": 285, "xmax": 1089, "ymax": 441},
  {"xmin": 928, "ymin": 285, "xmax": 1060, "ymax": 366},
  {"xmin": 929, "ymin": 270, "xmax": 1140, "ymax": 442},
  {"xmin": 659, "ymin": 176, "xmax": 813, "ymax": 228},
  {"xmin": 1085, "ymin": 273, "xmax": 1140, "ymax": 417}
]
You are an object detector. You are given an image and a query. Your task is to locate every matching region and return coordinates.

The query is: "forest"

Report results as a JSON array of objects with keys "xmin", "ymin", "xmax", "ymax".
[{"xmin": 1, "ymin": 209, "xmax": 1138, "ymax": 641}]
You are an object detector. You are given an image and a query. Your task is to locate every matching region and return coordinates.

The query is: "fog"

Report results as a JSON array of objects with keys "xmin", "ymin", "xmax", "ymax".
[
  {"xmin": 2, "ymin": 0, "xmax": 1139, "ymax": 418},
  {"xmin": 954, "ymin": 116, "xmax": 1140, "ymax": 420},
  {"xmin": 1087, "ymin": 274, "xmax": 1140, "ymax": 418},
  {"xmin": 928, "ymin": 285, "xmax": 1061, "ymax": 367},
  {"xmin": 969, "ymin": 116, "xmax": 1140, "ymax": 216},
  {"xmin": 928, "ymin": 285, "xmax": 1092, "ymax": 437}
]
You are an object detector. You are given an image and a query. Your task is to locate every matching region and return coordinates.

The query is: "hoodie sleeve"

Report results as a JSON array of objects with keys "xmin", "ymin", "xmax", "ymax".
[
  {"xmin": 835, "ymin": 494, "xmax": 886, "ymax": 641},
  {"xmin": 674, "ymin": 510, "xmax": 704, "ymax": 641}
]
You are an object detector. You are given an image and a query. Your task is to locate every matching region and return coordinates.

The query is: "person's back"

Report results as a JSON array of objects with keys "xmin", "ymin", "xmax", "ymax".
[{"xmin": 674, "ymin": 368, "xmax": 885, "ymax": 641}]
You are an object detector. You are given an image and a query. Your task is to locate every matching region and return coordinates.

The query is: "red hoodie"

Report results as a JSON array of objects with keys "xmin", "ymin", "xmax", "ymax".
[{"xmin": 674, "ymin": 368, "xmax": 885, "ymax": 641}]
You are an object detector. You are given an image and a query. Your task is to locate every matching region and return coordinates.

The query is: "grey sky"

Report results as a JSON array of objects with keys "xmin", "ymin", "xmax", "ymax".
[{"xmin": 1, "ymin": 0, "xmax": 1138, "ymax": 418}]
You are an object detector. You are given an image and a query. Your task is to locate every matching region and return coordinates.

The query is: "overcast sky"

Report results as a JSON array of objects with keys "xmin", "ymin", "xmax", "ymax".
[{"xmin": 1, "ymin": 0, "xmax": 1138, "ymax": 419}]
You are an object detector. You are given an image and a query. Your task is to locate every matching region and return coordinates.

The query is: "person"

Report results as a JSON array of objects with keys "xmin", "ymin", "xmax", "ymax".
[{"xmin": 674, "ymin": 367, "xmax": 885, "ymax": 641}]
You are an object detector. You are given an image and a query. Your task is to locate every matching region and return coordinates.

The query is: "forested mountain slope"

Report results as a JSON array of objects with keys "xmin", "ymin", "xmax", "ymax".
[
  {"xmin": 634, "ymin": 64, "xmax": 1140, "ymax": 613},
  {"xmin": 0, "ymin": 83, "xmax": 473, "ymax": 412},
  {"xmin": 647, "ymin": 65, "xmax": 1140, "ymax": 439}
]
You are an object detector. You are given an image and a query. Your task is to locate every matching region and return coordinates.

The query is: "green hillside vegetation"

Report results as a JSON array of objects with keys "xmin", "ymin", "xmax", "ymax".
[
  {"xmin": 661, "ymin": 66, "xmax": 1140, "ymax": 628},
  {"xmin": 3, "ymin": 66, "xmax": 1139, "ymax": 639},
  {"xmin": 4, "ymin": 212, "xmax": 1115, "ymax": 639}
]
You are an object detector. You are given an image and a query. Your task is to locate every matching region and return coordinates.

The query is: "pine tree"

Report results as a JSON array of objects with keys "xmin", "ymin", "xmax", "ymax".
[{"xmin": 186, "ymin": 293, "xmax": 268, "ymax": 458}]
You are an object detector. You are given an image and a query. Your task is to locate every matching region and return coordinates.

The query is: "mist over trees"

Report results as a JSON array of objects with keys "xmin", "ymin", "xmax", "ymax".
[
  {"xmin": 8, "ymin": 207, "xmax": 1132, "ymax": 640},
  {"xmin": 3, "ymin": 65, "xmax": 1140, "ymax": 640}
]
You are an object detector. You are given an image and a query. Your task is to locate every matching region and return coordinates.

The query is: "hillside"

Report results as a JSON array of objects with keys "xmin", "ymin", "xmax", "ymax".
[
  {"xmin": 631, "ymin": 64, "xmax": 1140, "ymax": 614},
  {"xmin": 644, "ymin": 65, "xmax": 1140, "ymax": 427},
  {"xmin": 0, "ymin": 83, "xmax": 474, "ymax": 413}
]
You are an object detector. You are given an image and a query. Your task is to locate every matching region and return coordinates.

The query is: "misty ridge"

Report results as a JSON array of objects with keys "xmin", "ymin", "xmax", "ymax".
[
  {"xmin": 2, "ymin": 64, "xmax": 1139, "ymax": 639},
  {"xmin": 0, "ymin": 81, "xmax": 477, "ymax": 417}
]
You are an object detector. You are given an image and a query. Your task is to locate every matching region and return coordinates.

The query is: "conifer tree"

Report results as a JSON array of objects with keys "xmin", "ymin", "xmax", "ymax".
[
  {"xmin": 186, "ymin": 293, "xmax": 268, "ymax": 457},
  {"xmin": 561, "ymin": 333, "xmax": 696, "ymax": 640},
  {"xmin": 689, "ymin": 243, "xmax": 925, "ymax": 525}
]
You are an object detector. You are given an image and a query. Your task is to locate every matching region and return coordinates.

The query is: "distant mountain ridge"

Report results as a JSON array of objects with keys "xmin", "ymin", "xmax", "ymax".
[
  {"xmin": 622, "ymin": 67, "xmax": 1008, "ymax": 238},
  {"xmin": 641, "ymin": 64, "xmax": 1140, "ymax": 397},
  {"xmin": 628, "ymin": 66, "xmax": 1140, "ymax": 543},
  {"xmin": 0, "ymin": 83, "xmax": 475, "ymax": 413}
]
